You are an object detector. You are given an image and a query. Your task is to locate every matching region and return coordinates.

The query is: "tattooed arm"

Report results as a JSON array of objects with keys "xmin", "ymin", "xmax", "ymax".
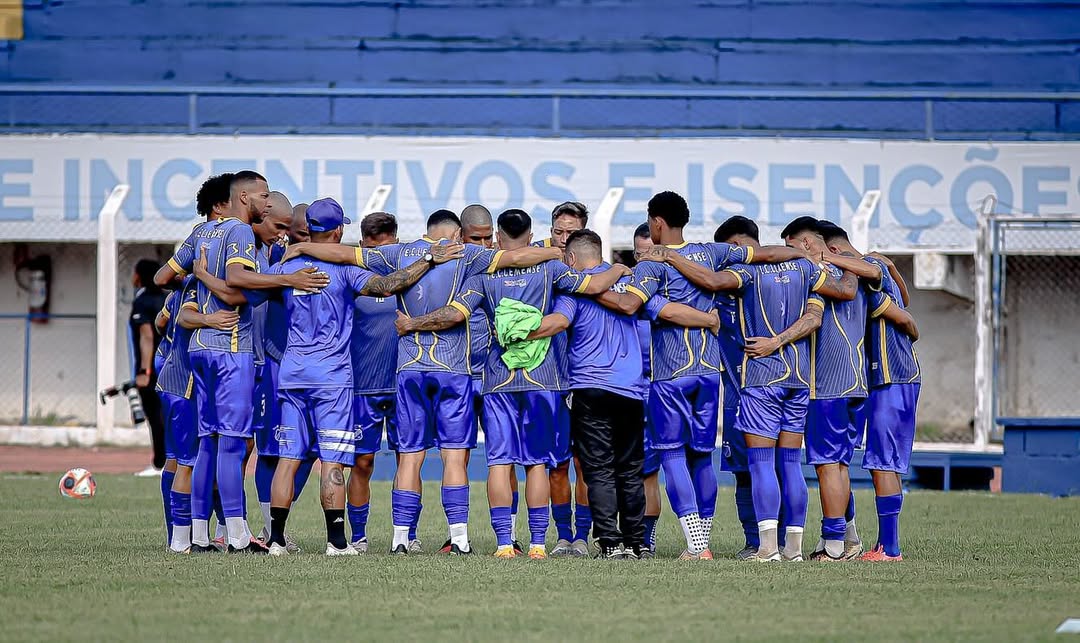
[
  {"xmin": 813, "ymin": 268, "xmax": 859, "ymax": 302},
  {"xmin": 394, "ymin": 306, "xmax": 467, "ymax": 335},
  {"xmin": 744, "ymin": 302, "xmax": 824, "ymax": 358}
]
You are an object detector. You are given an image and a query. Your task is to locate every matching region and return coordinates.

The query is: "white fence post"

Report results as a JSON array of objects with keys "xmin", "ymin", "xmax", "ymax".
[
  {"xmin": 95, "ymin": 185, "xmax": 130, "ymax": 443},
  {"xmin": 972, "ymin": 195, "xmax": 996, "ymax": 451},
  {"xmin": 593, "ymin": 187, "xmax": 625, "ymax": 261},
  {"xmin": 851, "ymin": 189, "xmax": 880, "ymax": 252}
]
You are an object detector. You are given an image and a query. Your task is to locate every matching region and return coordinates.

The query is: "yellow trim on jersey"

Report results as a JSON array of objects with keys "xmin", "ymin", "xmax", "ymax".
[
  {"xmin": 723, "ymin": 269, "xmax": 742, "ymax": 288},
  {"xmin": 521, "ymin": 369, "xmax": 546, "ymax": 389},
  {"xmin": 737, "ymin": 298, "xmax": 749, "ymax": 388},
  {"xmin": 230, "ymin": 306, "xmax": 239, "ymax": 352},
  {"xmin": 575, "ymin": 274, "xmax": 592, "ymax": 294},
  {"xmin": 909, "ymin": 346, "xmax": 921, "ymax": 383},
  {"xmin": 810, "ymin": 269, "xmax": 828, "ymax": 293},
  {"xmin": 487, "ymin": 250, "xmax": 505, "ymax": 274},
  {"xmin": 671, "ymin": 328, "xmax": 695, "ymax": 378},
  {"xmin": 427, "ymin": 333, "xmax": 452, "ymax": 371},
  {"xmin": 879, "ymin": 318, "xmax": 892, "ymax": 384},
  {"xmin": 400, "ymin": 334, "xmax": 424, "ymax": 368},
  {"xmin": 167, "ymin": 257, "xmax": 186, "ymax": 276},
  {"xmin": 793, "ymin": 338, "xmax": 809, "ymax": 387},
  {"xmin": 698, "ymin": 329, "xmax": 717, "ymax": 371},
  {"xmin": 665, "ymin": 241, "xmax": 689, "ymax": 250},
  {"xmin": 354, "ymin": 247, "xmax": 366, "ymax": 268},
  {"xmin": 807, "ymin": 297, "xmax": 825, "ymax": 309},
  {"xmin": 744, "ymin": 245, "xmax": 755, "ymax": 264},
  {"xmin": 870, "ymin": 297, "xmax": 892, "ymax": 319},
  {"xmin": 809, "ymin": 331, "xmax": 818, "ymax": 399},
  {"xmin": 492, "ymin": 368, "xmax": 517, "ymax": 392},
  {"xmin": 160, "ymin": 308, "xmax": 171, "ymax": 320},
  {"xmin": 184, "ymin": 374, "xmax": 193, "ymax": 400},
  {"xmin": 226, "ymin": 257, "xmax": 256, "ymax": 270},
  {"xmin": 422, "ymin": 235, "xmax": 437, "ymax": 243},
  {"xmin": 836, "ymin": 305, "xmax": 862, "ymax": 398},
  {"xmin": 449, "ymin": 301, "xmax": 471, "ymax": 319},
  {"xmin": 626, "ymin": 285, "xmax": 650, "ymax": 304},
  {"xmin": 181, "ymin": 302, "xmax": 199, "ymax": 311}
]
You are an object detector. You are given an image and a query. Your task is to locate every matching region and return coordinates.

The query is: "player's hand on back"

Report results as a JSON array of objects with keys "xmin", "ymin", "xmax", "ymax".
[
  {"xmin": 282, "ymin": 242, "xmax": 308, "ymax": 263},
  {"xmin": 613, "ymin": 263, "xmax": 633, "ymax": 277},
  {"xmin": 867, "ymin": 251, "xmax": 894, "ymax": 268},
  {"xmin": 430, "ymin": 242, "xmax": 465, "ymax": 265},
  {"xmin": 637, "ymin": 246, "xmax": 669, "ymax": 263},
  {"xmin": 394, "ymin": 311, "xmax": 413, "ymax": 336},
  {"xmin": 194, "ymin": 247, "xmax": 210, "ymax": 280},
  {"xmin": 744, "ymin": 336, "xmax": 782, "ymax": 358},
  {"xmin": 708, "ymin": 309, "xmax": 721, "ymax": 335},
  {"xmin": 205, "ymin": 309, "xmax": 240, "ymax": 331},
  {"xmin": 286, "ymin": 267, "xmax": 330, "ymax": 293}
]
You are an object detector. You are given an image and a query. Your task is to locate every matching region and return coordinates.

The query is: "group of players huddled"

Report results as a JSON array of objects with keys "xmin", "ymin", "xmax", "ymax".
[{"xmin": 151, "ymin": 169, "xmax": 920, "ymax": 562}]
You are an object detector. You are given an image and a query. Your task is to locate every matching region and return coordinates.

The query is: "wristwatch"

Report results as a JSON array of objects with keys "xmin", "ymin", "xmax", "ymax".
[{"xmin": 423, "ymin": 252, "xmax": 435, "ymax": 264}]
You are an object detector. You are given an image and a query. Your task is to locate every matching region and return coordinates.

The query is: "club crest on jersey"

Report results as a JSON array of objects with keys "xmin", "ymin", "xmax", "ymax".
[{"xmin": 503, "ymin": 278, "xmax": 527, "ymax": 288}]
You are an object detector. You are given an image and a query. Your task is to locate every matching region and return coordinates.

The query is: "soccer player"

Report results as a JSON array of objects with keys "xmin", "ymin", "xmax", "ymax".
[
  {"xmin": 177, "ymin": 171, "xmax": 330, "ymax": 554},
  {"xmin": 290, "ymin": 203, "xmax": 311, "ymax": 243},
  {"xmin": 267, "ymin": 198, "xmax": 457, "ymax": 556},
  {"xmin": 286, "ymin": 209, "xmax": 562, "ymax": 555},
  {"xmin": 810, "ymin": 227, "xmax": 921, "ymax": 562},
  {"xmin": 599, "ymin": 194, "xmax": 789, "ymax": 560},
  {"xmin": 396, "ymin": 209, "xmax": 627, "ymax": 559},
  {"xmin": 346, "ymin": 211, "xmax": 403, "ymax": 555},
  {"xmin": 153, "ymin": 173, "xmax": 234, "ymax": 289},
  {"xmin": 631, "ymin": 223, "xmax": 663, "ymax": 553},
  {"xmin": 533, "ymin": 201, "xmax": 592, "ymax": 557}
]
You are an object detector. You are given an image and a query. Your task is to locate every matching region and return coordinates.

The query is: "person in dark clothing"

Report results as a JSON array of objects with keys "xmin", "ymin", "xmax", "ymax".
[{"xmin": 130, "ymin": 258, "xmax": 167, "ymax": 474}]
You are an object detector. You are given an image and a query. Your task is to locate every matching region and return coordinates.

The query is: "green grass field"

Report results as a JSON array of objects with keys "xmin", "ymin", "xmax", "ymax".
[{"xmin": 2, "ymin": 474, "xmax": 1079, "ymax": 641}]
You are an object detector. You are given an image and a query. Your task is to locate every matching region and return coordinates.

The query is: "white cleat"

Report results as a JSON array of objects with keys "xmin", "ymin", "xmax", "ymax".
[
  {"xmin": 268, "ymin": 543, "xmax": 289, "ymax": 557},
  {"xmin": 550, "ymin": 539, "xmax": 574, "ymax": 557},
  {"xmin": 750, "ymin": 549, "xmax": 782, "ymax": 562},
  {"xmin": 326, "ymin": 543, "xmax": 359, "ymax": 557},
  {"xmin": 408, "ymin": 538, "xmax": 423, "ymax": 554},
  {"xmin": 351, "ymin": 538, "xmax": 369, "ymax": 555},
  {"xmin": 782, "ymin": 551, "xmax": 804, "ymax": 562},
  {"xmin": 260, "ymin": 528, "xmax": 302, "ymax": 554},
  {"xmin": 843, "ymin": 538, "xmax": 864, "ymax": 560}
]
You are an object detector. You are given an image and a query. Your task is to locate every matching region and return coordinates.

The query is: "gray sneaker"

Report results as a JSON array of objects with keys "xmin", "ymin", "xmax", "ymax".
[
  {"xmin": 351, "ymin": 538, "xmax": 369, "ymax": 555},
  {"xmin": 408, "ymin": 538, "xmax": 423, "ymax": 554},
  {"xmin": 570, "ymin": 539, "xmax": 590, "ymax": 557},
  {"xmin": 843, "ymin": 538, "xmax": 864, "ymax": 560},
  {"xmin": 735, "ymin": 545, "xmax": 757, "ymax": 561},
  {"xmin": 550, "ymin": 538, "xmax": 575, "ymax": 557}
]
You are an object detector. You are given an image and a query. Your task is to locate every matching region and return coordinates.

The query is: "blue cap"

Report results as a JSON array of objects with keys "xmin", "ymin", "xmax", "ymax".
[{"xmin": 306, "ymin": 197, "xmax": 351, "ymax": 233}]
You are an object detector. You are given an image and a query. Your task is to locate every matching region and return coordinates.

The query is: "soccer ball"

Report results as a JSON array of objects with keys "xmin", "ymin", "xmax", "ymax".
[{"xmin": 58, "ymin": 467, "xmax": 96, "ymax": 500}]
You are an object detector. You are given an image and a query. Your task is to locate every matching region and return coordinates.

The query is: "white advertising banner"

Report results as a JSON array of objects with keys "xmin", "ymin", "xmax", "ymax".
[{"xmin": 0, "ymin": 134, "xmax": 1077, "ymax": 251}]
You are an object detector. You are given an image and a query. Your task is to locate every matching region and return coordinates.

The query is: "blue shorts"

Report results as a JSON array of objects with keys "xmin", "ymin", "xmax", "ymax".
[
  {"xmin": 189, "ymin": 350, "xmax": 254, "ymax": 439},
  {"xmin": 160, "ymin": 391, "xmax": 196, "ymax": 467},
  {"xmin": 353, "ymin": 392, "xmax": 399, "ymax": 455},
  {"xmin": 253, "ymin": 359, "xmax": 281, "ymax": 457},
  {"xmin": 552, "ymin": 392, "xmax": 572, "ymax": 465},
  {"xmin": 396, "ymin": 371, "xmax": 477, "ymax": 452},
  {"xmin": 483, "ymin": 391, "xmax": 561, "ymax": 468},
  {"xmin": 648, "ymin": 374, "xmax": 720, "ymax": 452},
  {"xmin": 641, "ymin": 388, "xmax": 661, "ymax": 475},
  {"xmin": 863, "ymin": 383, "xmax": 920, "ymax": 474},
  {"xmin": 277, "ymin": 387, "xmax": 355, "ymax": 466},
  {"xmin": 719, "ymin": 400, "xmax": 745, "ymax": 473},
  {"xmin": 736, "ymin": 386, "xmax": 809, "ymax": 440},
  {"xmin": 806, "ymin": 397, "xmax": 866, "ymax": 466}
]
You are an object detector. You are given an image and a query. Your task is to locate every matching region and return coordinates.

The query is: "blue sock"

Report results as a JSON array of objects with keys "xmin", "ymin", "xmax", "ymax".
[
  {"xmin": 392, "ymin": 490, "xmax": 421, "ymax": 530},
  {"xmin": 747, "ymin": 447, "xmax": 780, "ymax": 523},
  {"xmin": 192, "ymin": 437, "xmax": 217, "ymax": 522},
  {"xmin": 660, "ymin": 449, "xmax": 698, "ymax": 518},
  {"xmin": 734, "ymin": 471, "xmax": 759, "ymax": 548},
  {"xmin": 822, "ymin": 516, "xmax": 846, "ymax": 542},
  {"xmin": 490, "ymin": 506, "xmax": 512, "ymax": 547},
  {"xmin": 511, "ymin": 490, "xmax": 519, "ymax": 516},
  {"xmin": 161, "ymin": 469, "xmax": 175, "ymax": 543},
  {"xmin": 347, "ymin": 502, "xmax": 370, "ymax": 542},
  {"xmin": 254, "ymin": 456, "xmax": 276, "ymax": 504},
  {"xmin": 216, "ymin": 435, "xmax": 247, "ymax": 519},
  {"xmin": 528, "ymin": 506, "xmax": 548, "ymax": 547},
  {"xmin": 410, "ymin": 503, "xmax": 422, "ymax": 541},
  {"xmin": 846, "ymin": 491, "xmax": 857, "ymax": 523},
  {"xmin": 293, "ymin": 458, "xmax": 314, "ymax": 502},
  {"xmin": 171, "ymin": 488, "xmax": 192, "ymax": 528},
  {"xmin": 551, "ymin": 502, "xmax": 573, "ymax": 542},
  {"xmin": 778, "ymin": 448, "xmax": 807, "ymax": 529},
  {"xmin": 875, "ymin": 493, "xmax": 903, "ymax": 556},
  {"xmin": 574, "ymin": 503, "xmax": 592, "ymax": 542},
  {"xmin": 442, "ymin": 484, "xmax": 470, "ymax": 526},
  {"xmin": 688, "ymin": 451, "xmax": 717, "ymax": 521},
  {"xmin": 643, "ymin": 515, "xmax": 658, "ymax": 550}
]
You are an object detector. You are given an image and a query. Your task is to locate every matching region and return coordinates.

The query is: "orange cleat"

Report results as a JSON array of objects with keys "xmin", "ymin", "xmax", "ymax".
[
  {"xmin": 860, "ymin": 544, "xmax": 903, "ymax": 562},
  {"xmin": 494, "ymin": 545, "xmax": 517, "ymax": 559}
]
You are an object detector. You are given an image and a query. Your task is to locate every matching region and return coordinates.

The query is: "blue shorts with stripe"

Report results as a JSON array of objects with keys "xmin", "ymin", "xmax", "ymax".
[
  {"xmin": 396, "ymin": 371, "xmax": 477, "ymax": 452},
  {"xmin": 253, "ymin": 358, "xmax": 281, "ymax": 457},
  {"xmin": 277, "ymin": 387, "xmax": 355, "ymax": 466},
  {"xmin": 483, "ymin": 391, "xmax": 561, "ymax": 468},
  {"xmin": 648, "ymin": 374, "xmax": 720, "ymax": 452},
  {"xmin": 641, "ymin": 387, "xmax": 661, "ymax": 476},
  {"xmin": 736, "ymin": 385, "xmax": 809, "ymax": 440},
  {"xmin": 551, "ymin": 392, "xmax": 572, "ymax": 465},
  {"xmin": 353, "ymin": 392, "xmax": 399, "ymax": 455},
  {"xmin": 806, "ymin": 397, "xmax": 866, "ymax": 466},
  {"xmin": 160, "ymin": 391, "xmax": 196, "ymax": 467},
  {"xmin": 190, "ymin": 350, "xmax": 254, "ymax": 439},
  {"xmin": 863, "ymin": 383, "xmax": 920, "ymax": 474}
]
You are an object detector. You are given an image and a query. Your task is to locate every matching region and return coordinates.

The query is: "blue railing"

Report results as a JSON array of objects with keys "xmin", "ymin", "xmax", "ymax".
[{"xmin": 3, "ymin": 85, "xmax": 1079, "ymax": 140}]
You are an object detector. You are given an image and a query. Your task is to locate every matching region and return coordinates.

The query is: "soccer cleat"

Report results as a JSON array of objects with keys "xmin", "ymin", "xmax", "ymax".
[
  {"xmin": 228, "ymin": 540, "xmax": 270, "ymax": 555},
  {"xmin": 632, "ymin": 546, "xmax": 653, "ymax": 560},
  {"xmin": 169, "ymin": 546, "xmax": 191, "ymax": 555},
  {"xmin": 390, "ymin": 544, "xmax": 409, "ymax": 556},
  {"xmin": 843, "ymin": 539, "xmax": 865, "ymax": 560},
  {"xmin": 189, "ymin": 543, "xmax": 218, "ymax": 554},
  {"xmin": 527, "ymin": 545, "xmax": 547, "ymax": 560},
  {"xmin": 782, "ymin": 551, "xmax": 804, "ymax": 562},
  {"xmin": 550, "ymin": 539, "xmax": 574, "ymax": 557},
  {"xmin": 285, "ymin": 539, "xmax": 302, "ymax": 555},
  {"xmin": 438, "ymin": 540, "xmax": 454, "ymax": 554},
  {"xmin": 698, "ymin": 549, "xmax": 714, "ymax": 560},
  {"xmin": 735, "ymin": 545, "xmax": 757, "ymax": 561},
  {"xmin": 351, "ymin": 538, "xmax": 369, "ymax": 555},
  {"xmin": 268, "ymin": 543, "xmax": 289, "ymax": 557},
  {"xmin": 749, "ymin": 550, "xmax": 782, "ymax": 562},
  {"xmin": 596, "ymin": 545, "xmax": 626, "ymax": 560},
  {"xmin": 326, "ymin": 543, "xmax": 359, "ymax": 557},
  {"xmin": 494, "ymin": 545, "xmax": 517, "ymax": 559},
  {"xmin": 860, "ymin": 544, "xmax": 903, "ymax": 562},
  {"xmin": 570, "ymin": 539, "xmax": 590, "ymax": 557},
  {"xmin": 677, "ymin": 549, "xmax": 707, "ymax": 561},
  {"xmin": 211, "ymin": 536, "xmax": 227, "ymax": 553},
  {"xmin": 808, "ymin": 549, "xmax": 847, "ymax": 562},
  {"xmin": 512, "ymin": 540, "xmax": 525, "ymax": 555},
  {"xmin": 408, "ymin": 538, "xmax": 423, "ymax": 554}
]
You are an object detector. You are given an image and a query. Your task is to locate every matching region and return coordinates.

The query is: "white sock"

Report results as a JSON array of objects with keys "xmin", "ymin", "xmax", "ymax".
[
  {"xmin": 225, "ymin": 517, "xmax": 249, "ymax": 549},
  {"xmin": 845, "ymin": 519, "xmax": 860, "ymax": 544},
  {"xmin": 825, "ymin": 539, "xmax": 845, "ymax": 558},
  {"xmin": 259, "ymin": 502, "xmax": 272, "ymax": 538},
  {"xmin": 449, "ymin": 523, "xmax": 469, "ymax": 550},
  {"xmin": 758, "ymin": 519, "xmax": 779, "ymax": 554},
  {"xmin": 678, "ymin": 512, "xmax": 708, "ymax": 554},
  {"xmin": 214, "ymin": 521, "xmax": 227, "ymax": 541},
  {"xmin": 392, "ymin": 525, "xmax": 410, "ymax": 549},
  {"xmin": 701, "ymin": 516, "xmax": 713, "ymax": 549},
  {"xmin": 510, "ymin": 514, "xmax": 518, "ymax": 542},
  {"xmin": 170, "ymin": 525, "xmax": 192, "ymax": 552},
  {"xmin": 784, "ymin": 526, "xmax": 804, "ymax": 557},
  {"xmin": 192, "ymin": 519, "xmax": 210, "ymax": 547}
]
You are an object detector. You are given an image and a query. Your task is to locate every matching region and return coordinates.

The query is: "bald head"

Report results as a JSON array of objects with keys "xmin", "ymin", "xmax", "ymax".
[
  {"xmin": 460, "ymin": 204, "xmax": 494, "ymax": 248},
  {"xmin": 253, "ymin": 191, "xmax": 294, "ymax": 247},
  {"xmin": 290, "ymin": 203, "xmax": 310, "ymax": 243}
]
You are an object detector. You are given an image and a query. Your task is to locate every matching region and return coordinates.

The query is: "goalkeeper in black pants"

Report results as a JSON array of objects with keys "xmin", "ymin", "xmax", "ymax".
[{"xmin": 129, "ymin": 259, "xmax": 167, "ymax": 475}]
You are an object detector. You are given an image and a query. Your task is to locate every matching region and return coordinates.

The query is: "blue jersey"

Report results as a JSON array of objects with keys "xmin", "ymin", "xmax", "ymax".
[
  {"xmin": 468, "ymin": 308, "xmax": 491, "ymax": 378},
  {"xmin": 154, "ymin": 290, "xmax": 177, "ymax": 369},
  {"xmin": 810, "ymin": 264, "xmax": 869, "ymax": 400},
  {"xmin": 248, "ymin": 247, "xmax": 274, "ymax": 366},
  {"xmin": 530, "ymin": 238, "xmax": 556, "ymax": 249},
  {"xmin": 351, "ymin": 294, "xmax": 398, "ymax": 394},
  {"xmin": 186, "ymin": 218, "xmax": 258, "ymax": 354},
  {"xmin": 714, "ymin": 289, "xmax": 743, "ymax": 388},
  {"xmin": 158, "ymin": 277, "xmax": 197, "ymax": 398},
  {"xmin": 263, "ymin": 242, "xmax": 288, "ymax": 363},
  {"xmin": 453, "ymin": 260, "xmax": 592, "ymax": 394},
  {"xmin": 635, "ymin": 318, "xmax": 651, "ymax": 379},
  {"xmin": 628, "ymin": 241, "xmax": 753, "ymax": 382},
  {"xmin": 275, "ymin": 256, "xmax": 373, "ymax": 390},
  {"xmin": 165, "ymin": 221, "xmax": 209, "ymax": 278},
  {"xmin": 555, "ymin": 265, "xmax": 646, "ymax": 400},
  {"xmin": 865, "ymin": 257, "xmax": 921, "ymax": 388},
  {"xmin": 357, "ymin": 238, "xmax": 499, "ymax": 375},
  {"xmin": 724, "ymin": 258, "xmax": 826, "ymax": 389}
]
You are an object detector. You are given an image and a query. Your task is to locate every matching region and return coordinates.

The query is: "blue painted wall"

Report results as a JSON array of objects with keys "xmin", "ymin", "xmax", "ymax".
[{"xmin": 3, "ymin": 1, "xmax": 1079, "ymax": 136}]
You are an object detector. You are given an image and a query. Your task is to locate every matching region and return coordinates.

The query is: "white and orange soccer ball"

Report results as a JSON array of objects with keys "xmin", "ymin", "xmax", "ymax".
[{"xmin": 58, "ymin": 467, "xmax": 96, "ymax": 499}]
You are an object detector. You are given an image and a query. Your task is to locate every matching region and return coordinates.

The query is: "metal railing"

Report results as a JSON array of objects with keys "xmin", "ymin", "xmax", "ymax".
[{"xmin": 3, "ymin": 84, "xmax": 1079, "ymax": 139}]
